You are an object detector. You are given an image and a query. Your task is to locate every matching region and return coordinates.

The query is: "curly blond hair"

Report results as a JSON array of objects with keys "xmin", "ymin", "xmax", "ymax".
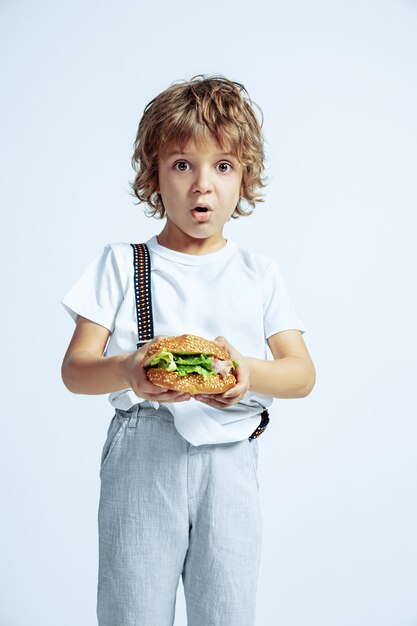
[{"xmin": 130, "ymin": 74, "xmax": 267, "ymax": 219}]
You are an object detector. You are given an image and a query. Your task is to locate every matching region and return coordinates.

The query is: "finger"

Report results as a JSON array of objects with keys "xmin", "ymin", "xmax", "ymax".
[
  {"xmin": 222, "ymin": 387, "xmax": 242, "ymax": 399},
  {"xmin": 147, "ymin": 391, "xmax": 189, "ymax": 402},
  {"xmin": 168, "ymin": 389, "xmax": 190, "ymax": 396},
  {"xmin": 143, "ymin": 385, "xmax": 169, "ymax": 395},
  {"xmin": 146, "ymin": 387, "xmax": 181, "ymax": 399},
  {"xmin": 195, "ymin": 394, "xmax": 212, "ymax": 403},
  {"xmin": 196, "ymin": 395, "xmax": 232, "ymax": 407},
  {"xmin": 141, "ymin": 376, "xmax": 169, "ymax": 393},
  {"xmin": 172, "ymin": 395, "xmax": 191, "ymax": 402}
]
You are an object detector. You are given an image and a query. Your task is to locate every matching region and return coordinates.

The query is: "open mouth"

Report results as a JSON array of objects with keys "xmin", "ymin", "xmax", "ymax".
[{"xmin": 191, "ymin": 206, "xmax": 212, "ymax": 221}]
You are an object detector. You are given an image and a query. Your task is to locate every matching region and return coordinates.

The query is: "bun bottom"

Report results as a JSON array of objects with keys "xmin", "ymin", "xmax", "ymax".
[{"xmin": 146, "ymin": 368, "xmax": 236, "ymax": 395}]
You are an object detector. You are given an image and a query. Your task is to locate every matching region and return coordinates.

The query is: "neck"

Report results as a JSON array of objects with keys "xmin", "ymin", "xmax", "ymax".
[{"xmin": 156, "ymin": 226, "xmax": 227, "ymax": 256}]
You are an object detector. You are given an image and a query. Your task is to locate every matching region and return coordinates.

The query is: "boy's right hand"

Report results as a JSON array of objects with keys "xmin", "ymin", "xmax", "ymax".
[{"xmin": 123, "ymin": 336, "xmax": 191, "ymax": 403}]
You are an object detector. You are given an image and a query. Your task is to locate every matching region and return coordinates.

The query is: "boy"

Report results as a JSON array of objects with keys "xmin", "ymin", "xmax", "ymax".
[{"xmin": 61, "ymin": 75, "xmax": 315, "ymax": 626}]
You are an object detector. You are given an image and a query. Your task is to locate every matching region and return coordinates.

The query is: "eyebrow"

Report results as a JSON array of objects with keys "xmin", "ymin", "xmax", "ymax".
[{"xmin": 165, "ymin": 151, "xmax": 235, "ymax": 158}]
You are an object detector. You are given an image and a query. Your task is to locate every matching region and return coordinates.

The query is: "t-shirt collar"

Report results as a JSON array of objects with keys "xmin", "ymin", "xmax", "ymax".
[{"xmin": 145, "ymin": 235, "xmax": 237, "ymax": 266}]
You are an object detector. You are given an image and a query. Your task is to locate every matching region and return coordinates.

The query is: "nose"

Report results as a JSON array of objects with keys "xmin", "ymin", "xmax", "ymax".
[{"xmin": 191, "ymin": 166, "xmax": 213, "ymax": 194}]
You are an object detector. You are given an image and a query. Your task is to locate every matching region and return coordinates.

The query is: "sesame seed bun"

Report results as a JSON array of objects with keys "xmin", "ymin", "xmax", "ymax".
[
  {"xmin": 146, "ymin": 368, "xmax": 237, "ymax": 394},
  {"xmin": 142, "ymin": 334, "xmax": 230, "ymax": 367},
  {"xmin": 142, "ymin": 334, "xmax": 237, "ymax": 395}
]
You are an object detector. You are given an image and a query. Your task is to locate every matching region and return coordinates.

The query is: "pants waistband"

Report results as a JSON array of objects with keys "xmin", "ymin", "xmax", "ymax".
[
  {"xmin": 115, "ymin": 401, "xmax": 174, "ymax": 422},
  {"xmin": 115, "ymin": 401, "xmax": 270, "ymax": 441}
]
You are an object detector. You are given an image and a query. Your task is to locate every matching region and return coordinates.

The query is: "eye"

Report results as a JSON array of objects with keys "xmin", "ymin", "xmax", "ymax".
[
  {"xmin": 173, "ymin": 161, "xmax": 189, "ymax": 171},
  {"xmin": 217, "ymin": 162, "xmax": 233, "ymax": 173}
]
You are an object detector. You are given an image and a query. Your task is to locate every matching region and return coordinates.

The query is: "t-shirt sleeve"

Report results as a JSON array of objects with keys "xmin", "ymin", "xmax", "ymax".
[
  {"xmin": 60, "ymin": 244, "xmax": 124, "ymax": 332},
  {"xmin": 262, "ymin": 261, "xmax": 306, "ymax": 339}
]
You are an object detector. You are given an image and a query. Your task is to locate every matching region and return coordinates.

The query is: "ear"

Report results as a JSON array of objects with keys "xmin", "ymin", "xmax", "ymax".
[{"xmin": 239, "ymin": 177, "xmax": 244, "ymax": 197}]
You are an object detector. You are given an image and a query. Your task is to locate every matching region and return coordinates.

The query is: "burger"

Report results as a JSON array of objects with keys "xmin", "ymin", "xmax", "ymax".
[{"xmin": 142, "ymin": 334, "xmax": 239, "ymax": 394}]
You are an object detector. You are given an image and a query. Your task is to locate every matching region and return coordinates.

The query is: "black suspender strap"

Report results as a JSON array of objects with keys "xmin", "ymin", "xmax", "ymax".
[
  {"xmin": 130, "ymin": 241, "xmax": 269, "ymax": 439},
  {"xmin": 248, "ymin": 408, "xmax": 270, "ymax": 439},
  {"xmin": 130, "ymin": 243, "xmax": 154, "ymax": 349}
]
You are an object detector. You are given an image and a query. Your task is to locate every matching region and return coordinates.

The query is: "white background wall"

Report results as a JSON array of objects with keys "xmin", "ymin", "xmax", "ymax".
[{"xmin": 1, "ymin": 0, "xmax": 416, "ymax": 624}]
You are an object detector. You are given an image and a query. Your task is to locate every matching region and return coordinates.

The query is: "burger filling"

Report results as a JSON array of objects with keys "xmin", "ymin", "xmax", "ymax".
[{"xmin": 147, "ymin": 350, "xmax": 238, "ymax": 382}]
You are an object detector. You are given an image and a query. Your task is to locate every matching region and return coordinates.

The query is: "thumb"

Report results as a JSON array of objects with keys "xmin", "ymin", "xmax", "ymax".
[{"xmin": 213, "ymin": 336, "xmax": 228, "ymax": 347}]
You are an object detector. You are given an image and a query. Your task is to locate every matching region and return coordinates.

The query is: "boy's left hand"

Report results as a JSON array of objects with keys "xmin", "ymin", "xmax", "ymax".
[{"xmin": 194, "ymin": 336, "xmax": 250, "ymax": 408}]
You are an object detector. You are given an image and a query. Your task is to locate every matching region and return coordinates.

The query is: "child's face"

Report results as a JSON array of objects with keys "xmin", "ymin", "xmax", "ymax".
[{"xmin": 156, "ymin": 133, "xmax": 243, "ymax": 250}]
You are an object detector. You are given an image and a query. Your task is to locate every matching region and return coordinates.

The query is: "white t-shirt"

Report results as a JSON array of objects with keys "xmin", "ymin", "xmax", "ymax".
[{"xmin": 61, "ymin": 235, "xmax": 306, "ymax": 445}]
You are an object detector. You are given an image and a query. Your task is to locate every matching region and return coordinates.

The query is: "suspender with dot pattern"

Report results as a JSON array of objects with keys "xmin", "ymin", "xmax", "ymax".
[
  {"xmin": 130, "ymin": 241, "xmax": 269, "ymax": 439},
  {"xmin": 248, "ymin": 408, "xmax": 270, "ymax": 440},
  {"xmin": 131, "ymin": 243, "xmax": 154, "ymax": 349}
]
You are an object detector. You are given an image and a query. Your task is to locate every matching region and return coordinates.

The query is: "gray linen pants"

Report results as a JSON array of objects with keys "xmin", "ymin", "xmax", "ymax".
[{"xmin": 97, "ymin": 401, "xmax": 263, "ymax": 626}]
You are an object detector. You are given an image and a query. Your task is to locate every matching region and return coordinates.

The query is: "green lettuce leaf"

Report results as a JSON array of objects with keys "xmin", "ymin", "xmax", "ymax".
[
  {"xmin": 148, "ymin": 350, "xmax": 177, "ymax": 371},
  {"xmin": 147, "ymin": 351, "xmax": 217, "ymax": 380},
  {"xmin": 176, "ymin": 364, "xmax": 214, "ymax": 381},
  {"xmin": 173, "ymin": 353, "xmax": 214, "ymax": 371}
]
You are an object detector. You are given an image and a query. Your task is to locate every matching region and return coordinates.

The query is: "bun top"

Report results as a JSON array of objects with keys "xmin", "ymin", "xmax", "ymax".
[{"xmin": 142, "ymin": 334, "xmax": 230, "ymax": 367}]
